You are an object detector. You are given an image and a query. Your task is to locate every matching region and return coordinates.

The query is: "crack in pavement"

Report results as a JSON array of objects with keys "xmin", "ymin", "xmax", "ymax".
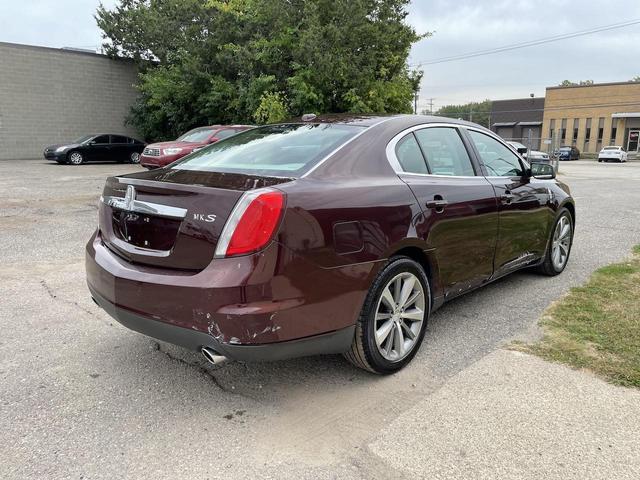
[
  {"xmin": 153, "ymin": 342, "xmax": 251, "ymax": 398},
  {"xmin": 40, "ymin": 279, "xmax": 114, "ymax": 327}
]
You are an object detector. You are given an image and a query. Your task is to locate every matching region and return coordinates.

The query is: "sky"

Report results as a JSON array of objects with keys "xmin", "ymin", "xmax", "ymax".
[{"xmin": 1, "ymin": 0, "xmax": 639, "ymax": 112}]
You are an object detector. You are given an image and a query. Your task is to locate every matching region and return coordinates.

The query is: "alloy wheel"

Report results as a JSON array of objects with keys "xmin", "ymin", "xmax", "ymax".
[
  {"xmin": 551, "ymin": 214, "xmax": 572, "ymax": 271},
  {"xmin": 69, "ymin": 152, "xmax": 83, "ymax": 165},
  {"xmin": 130, "ymin": 152, "xmax": 140, "ymax": 163},
  {"xmin": 374, "ymin": 272, "xmax": 425, "ymax": 362}
]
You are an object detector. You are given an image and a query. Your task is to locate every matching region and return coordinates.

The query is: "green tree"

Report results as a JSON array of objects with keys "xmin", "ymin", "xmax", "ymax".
[
  {"xmin": 433, "ymin": 100, "xmax": 492, "ymax": 128},
  {"xmin": 96, "ymin": 0, "xmax": 425, "ymax": 140}
]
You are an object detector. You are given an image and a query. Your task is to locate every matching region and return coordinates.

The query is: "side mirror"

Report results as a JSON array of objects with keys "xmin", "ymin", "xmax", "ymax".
[
  {"xmin": 530, "ymin": 162, "xmax": 555, "ymax": 179},
  {"xmin": 209, "ymin": 137, "xmax": 219, "ymax": 143},
  {"xmin": 88, "ymin": 140, "xmax": 96, "ymax": 145},
  {"xmin": 517, "ymin": 147, "xmax": 528, "ymax": 155}
]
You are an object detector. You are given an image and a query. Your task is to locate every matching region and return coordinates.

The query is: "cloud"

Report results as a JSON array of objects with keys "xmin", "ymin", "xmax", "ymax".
[
  {"xmin": 1, "ymin": 0, "xmax": 638, "ymax": 111},
  {"xmin": 407, "ymin": 0, "xmax": 640, "ymax": 109}
]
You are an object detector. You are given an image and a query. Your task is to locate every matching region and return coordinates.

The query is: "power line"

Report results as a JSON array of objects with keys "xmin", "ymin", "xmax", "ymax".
[
  {"xmin": 429, "ymin": 100, "xmax": 640, "ymax": 117},
  {"xmin": 410, "ymin": 18, "xmax": 640, "ymax": 66}
]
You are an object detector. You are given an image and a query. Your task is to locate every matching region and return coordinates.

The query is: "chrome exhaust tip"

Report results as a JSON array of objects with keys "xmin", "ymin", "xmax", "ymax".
[{"xmin": 201, "ymin": 347, "xmax": 227, "ymax": 366}]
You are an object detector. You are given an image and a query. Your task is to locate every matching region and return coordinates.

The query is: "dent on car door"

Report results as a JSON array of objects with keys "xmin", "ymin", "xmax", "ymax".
[
  {"xmin": 465, "ymin": 129, "xmax": 552, "ymax": 274},
  {"xmin": 392, "ymin": 127, "xmax": 499, "ymax": 299}
]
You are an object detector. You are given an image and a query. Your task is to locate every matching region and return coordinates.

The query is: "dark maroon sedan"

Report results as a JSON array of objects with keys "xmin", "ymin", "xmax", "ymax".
[{"xmin": 86, "ymin": 115, "xmax": 575, "ymax": 374}]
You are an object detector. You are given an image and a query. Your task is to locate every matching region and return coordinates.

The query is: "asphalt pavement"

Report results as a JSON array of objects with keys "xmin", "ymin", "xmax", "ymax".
[{"xmin": 1, "ymin": 158, "xmax": 639, "ymax": 479}]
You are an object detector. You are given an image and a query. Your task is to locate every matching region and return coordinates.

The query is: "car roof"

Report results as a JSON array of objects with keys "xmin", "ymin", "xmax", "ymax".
[
  {"xmin": 283, "ymin": 113, "xmax": 487, "ymax": 129},
  {"xmin": 197, "ymin": 125, "xmax": 254, "ymax": 129}
]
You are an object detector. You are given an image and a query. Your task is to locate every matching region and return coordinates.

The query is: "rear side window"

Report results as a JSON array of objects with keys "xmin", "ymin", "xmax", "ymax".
[
  {"xmin": 173, "ymin": 124, "xmax": 363, "ymax": 176},
  {"xmin": 395, "ymin": 134, "xmax": 428, "ymax": 174},
  {"xmin": 111, "ymin": 135, "xmax": 128, "ymax": 144},
  {"xmin": 414, "ymin": 127, "xmax": 475, "ymax": 176},
  {"xmin": 467, "ymin": 130, "xmax": 524, "ymax": 177}
]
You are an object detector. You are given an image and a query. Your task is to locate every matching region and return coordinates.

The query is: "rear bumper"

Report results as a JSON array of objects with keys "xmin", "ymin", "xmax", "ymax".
[
  {"xmin": 86, "ymin": 230, "xmax": 369, "ymax": 360},
  {"xmin": 89, "ymin": 283, "xmax": 354, "ymax": 361}
]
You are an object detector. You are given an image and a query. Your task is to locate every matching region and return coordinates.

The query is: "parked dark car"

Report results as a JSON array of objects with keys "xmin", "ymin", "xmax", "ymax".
[
  {"xmin": 556, "ymin": 146, "xmax": 580, "ymax": 161},
  {"xmin": 44, "ymin": 134, "xmax": 145, "ymax": 165},
  {"xmin": 140, "ymin": 125, "xmax": 253, "ymax": 169},
  {"xmin": 86, "ymin": 115, "xmax": 575, "ymax": 374}
]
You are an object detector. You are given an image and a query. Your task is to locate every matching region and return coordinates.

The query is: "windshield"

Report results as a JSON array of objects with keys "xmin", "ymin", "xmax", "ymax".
[
  {"xmin": 603, "ymin": 147, "xmax": 619, "ymax": 150},
  {"xmin": 172, "ymin": 124, "xmax": 364, "ymax": 176},
  {"xmin": 73, "ymin": 135, "xmax": 94, "ymax": 144},
  {"xmin": 177, "ymin": 128, "xmax": 216, "ymax": 143},
  {"xmin": 559, "ymin": 147, "xmax": 571, "ymax": 151}
]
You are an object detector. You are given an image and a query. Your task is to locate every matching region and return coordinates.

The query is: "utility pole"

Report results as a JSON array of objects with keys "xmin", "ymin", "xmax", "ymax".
[
  {"xmin": 427, "ymin": 98, "xmax": 435, "ymax": 115},
  {"xmin": 414, "ymin": 92, "xmax": 419, "ymax": 115},
  {"xmin": 469, "ymin": 107, "xmax": 473, "ymax": 123}
]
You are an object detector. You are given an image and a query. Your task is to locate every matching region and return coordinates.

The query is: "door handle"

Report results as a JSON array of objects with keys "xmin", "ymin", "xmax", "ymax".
[
  {"xmin": 500, "ymin": 191, "xmax": 515, "ymax": 205},
  {"xmin": 426, "ymin": 196, "xmax": 448, "ymax": 212}
]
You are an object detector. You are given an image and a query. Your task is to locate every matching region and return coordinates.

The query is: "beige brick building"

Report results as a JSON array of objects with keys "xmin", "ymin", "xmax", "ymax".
[{"xmin": 541, "ymin": 82, "xmax": 640, "ymax": 155}]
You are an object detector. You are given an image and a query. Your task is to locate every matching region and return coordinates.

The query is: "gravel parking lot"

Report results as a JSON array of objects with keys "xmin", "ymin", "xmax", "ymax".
[{"xmin": 2, "ymin": 158, "xmax": 640, "ymax": 479}]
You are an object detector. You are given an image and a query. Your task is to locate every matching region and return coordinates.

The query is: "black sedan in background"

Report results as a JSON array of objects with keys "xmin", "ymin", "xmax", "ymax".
[
  {"xmin": 556, "ymin": 146, "xmax": 580, "ymax": 161},
  {"xmin": 44, "ymin": 134, "xmax": 145, "ymax": 165}
]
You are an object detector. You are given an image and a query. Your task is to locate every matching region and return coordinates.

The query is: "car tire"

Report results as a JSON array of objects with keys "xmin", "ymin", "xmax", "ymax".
[
  {"xmin": 344, "ymin": 256, "xmax": 430, "ymax": 374},
  {"xmin": 67, "ymin": 151, "xmax": 84, "ymax": 165},
  {"xmin": 129, "ymin": 152, "xmax": 141, "ymax": 164},
  {"xmin": 535, "ymin": 208, "xmax": 573, "ymax": 276}
]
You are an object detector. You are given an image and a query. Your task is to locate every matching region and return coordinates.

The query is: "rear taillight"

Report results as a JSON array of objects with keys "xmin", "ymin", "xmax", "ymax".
[{"xmin": 214, "ymin": 188, "xmax": 285, "ymax": 258}]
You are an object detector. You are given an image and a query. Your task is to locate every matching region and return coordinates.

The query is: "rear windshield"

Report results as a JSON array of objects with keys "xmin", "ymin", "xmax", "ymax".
[
  {"xmin": 172, "ymin": 124, "xmax": 363, "ymax": 176},
  {"xmin": 559, "ymin": 147, "xmax": 571, "ymax": 151},
  {"xmin": 178, "ymin": 128, "xmax": 216, "ymax": 143},
  {"xmin": 603, "ymin": 146, "xmax": 619, "ymax": 150}
]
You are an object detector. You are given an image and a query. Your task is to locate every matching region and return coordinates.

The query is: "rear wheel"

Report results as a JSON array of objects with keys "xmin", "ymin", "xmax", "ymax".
[
  {"xmin": 535, "ymin": 208, "xmax": 573, "ymax": 276},
  {"xmin": 129, "ymin": 152, "xmax": 141, "ymax": 164},
  {"xmin": 68, "ymin": 151, "xmax": 84, "ymax": 165},
  {"xmin": 344, "ymin": 256, "xmax": 430, "ymax": 374}
]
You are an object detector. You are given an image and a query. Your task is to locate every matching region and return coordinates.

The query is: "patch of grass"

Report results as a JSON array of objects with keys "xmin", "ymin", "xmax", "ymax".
[{"xmin": 521, "ymin": 245, "xmax": 640, "ymax": 388}]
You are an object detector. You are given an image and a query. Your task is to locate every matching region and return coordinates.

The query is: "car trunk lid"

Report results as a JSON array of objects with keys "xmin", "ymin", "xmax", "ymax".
[{"xmin": 98, "ymin": 169, "xmax": 293, "ymax": 270}]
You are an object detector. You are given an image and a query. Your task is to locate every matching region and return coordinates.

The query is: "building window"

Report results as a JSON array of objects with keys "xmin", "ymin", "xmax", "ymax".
[
  {"xmin": 561, "ymin": 128, "xmax": 566, "ymax": 141},
  {"xmin": 549, "ymin": 119, "xmax": 555, "ymax": 139},
  {"xmin": 611, "ymin": 126, "xmax": 617, "ymax": 144},
  {"xmin": 584, "ymin": 118, "xmax": 592, "ymax": 153},
  {"xmin": 573, "ymin": 128, "xmax": 579, "ymax": 142},
  {"xmin": 597, "ymin": 117, "xmax": 605, "ymax": 147}
]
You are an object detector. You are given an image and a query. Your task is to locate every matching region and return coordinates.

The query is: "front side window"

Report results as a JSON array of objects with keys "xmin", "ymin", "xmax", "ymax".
[
  {"xmin": 93, "ymin": 135, "xmax": 109, "ymax": 144},
  {"xmin": 173, "ymin": 124, "xmax": 363, "ymax": 176},
  {"xmin": 468, "ymin": 130, "xmax": 524, "ymax": 177},
  {"xmin": 395, "ymin": 134, "xmax": 428, "ymax": 174},
  {"xmin": 414, "ymin": 127, "xmax": 475, "ymax": 176}
]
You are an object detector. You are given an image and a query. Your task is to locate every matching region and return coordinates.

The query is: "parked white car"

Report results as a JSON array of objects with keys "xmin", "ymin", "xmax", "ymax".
[
  {"xmin": 598, "ymin": 146, "xmax": 628, "ymax": 163},
  {"xmin": 507, "ymin": 141, "xmax": 551, "ymax": 162}
]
